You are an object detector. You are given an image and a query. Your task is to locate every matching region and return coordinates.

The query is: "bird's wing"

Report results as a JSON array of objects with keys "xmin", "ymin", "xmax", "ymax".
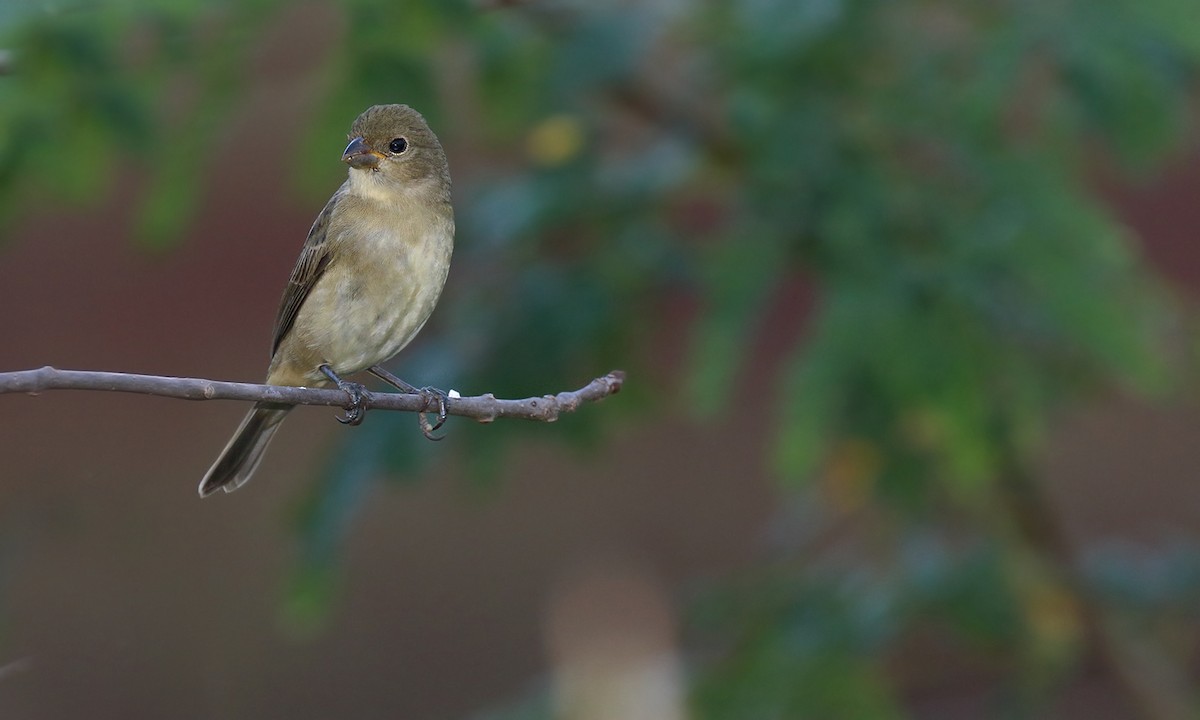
[{"xmin": 270, "ymin": 190, "xmax": 342, "ymax": 357}]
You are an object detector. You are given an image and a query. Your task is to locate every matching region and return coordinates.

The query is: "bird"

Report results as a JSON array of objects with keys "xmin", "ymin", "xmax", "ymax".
[{"xmin": 199, "ymin": 104, "xmax": 454, "ymax": 497}]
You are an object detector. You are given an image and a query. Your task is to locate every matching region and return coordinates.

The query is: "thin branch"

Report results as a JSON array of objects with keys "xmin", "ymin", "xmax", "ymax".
[{"xmin": 0, "ymin": 366, "xmax": 624, "ymax": 423}]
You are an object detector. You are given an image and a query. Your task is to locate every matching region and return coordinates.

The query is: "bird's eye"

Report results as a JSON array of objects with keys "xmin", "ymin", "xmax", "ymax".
[{"xmin": 389, "ymin": 138, "xmax": 409, "ymax": 154}]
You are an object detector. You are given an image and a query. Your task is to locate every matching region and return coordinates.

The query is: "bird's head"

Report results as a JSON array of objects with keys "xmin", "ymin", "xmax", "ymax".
[{"xmin": 341, "ymin": 104, "xmax": 449, "ymax": 189}]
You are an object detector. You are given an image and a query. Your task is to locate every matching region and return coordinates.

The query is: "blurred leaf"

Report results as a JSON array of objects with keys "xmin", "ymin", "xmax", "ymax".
[
  {"xmin": 686, "ymin": 226, "xmax": 787, "ymax": 416},
  {"xmin": 135, "ymin": 152, "xmax": 202, "ymax": 249}
]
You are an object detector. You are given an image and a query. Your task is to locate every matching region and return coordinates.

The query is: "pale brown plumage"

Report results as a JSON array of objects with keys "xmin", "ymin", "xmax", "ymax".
[{"xmin": 199, "ymin": 104, "xmax": 454, "ymax": 497}]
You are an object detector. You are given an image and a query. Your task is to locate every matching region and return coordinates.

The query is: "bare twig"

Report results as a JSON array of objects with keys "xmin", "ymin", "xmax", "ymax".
[{"xmin": 0, "ymin": 366, "xmax": 624, "ymax": 423}]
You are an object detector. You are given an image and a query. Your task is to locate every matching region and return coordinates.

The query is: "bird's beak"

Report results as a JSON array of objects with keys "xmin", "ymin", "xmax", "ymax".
[{"xmin": 342, "ymin": 137, "xmax": 385, "ymax": 170}]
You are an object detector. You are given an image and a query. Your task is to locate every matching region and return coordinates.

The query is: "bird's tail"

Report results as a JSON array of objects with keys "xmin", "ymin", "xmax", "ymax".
[{"xmin": 198, "ymin": 403, "xmax": 291, "ymax": 497}]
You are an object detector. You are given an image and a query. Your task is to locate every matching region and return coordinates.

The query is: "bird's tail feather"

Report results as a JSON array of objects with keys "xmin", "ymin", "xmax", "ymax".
[{"xmin": 198, "ymin": 403, "xmax": 290, "ymax": 497}]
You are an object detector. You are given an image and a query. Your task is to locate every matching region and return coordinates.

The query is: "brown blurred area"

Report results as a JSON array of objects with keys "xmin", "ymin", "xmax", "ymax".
[{"xmin": 2, "ymin": 8, "xmax": 1200, "ymax": 720}]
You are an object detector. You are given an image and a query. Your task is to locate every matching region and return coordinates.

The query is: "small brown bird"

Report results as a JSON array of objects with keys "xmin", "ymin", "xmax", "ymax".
[{"xmin": 199, "ymin": 104, "xmax": 454, "ymax": 497}]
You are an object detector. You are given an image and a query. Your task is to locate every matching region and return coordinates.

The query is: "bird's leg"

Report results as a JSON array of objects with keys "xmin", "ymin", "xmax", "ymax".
[
  {"xmin": 320, "ymin": 364, "xmax": 371, "ymax": 426},
  {"xmin": 369, "ymin": 365, "xmax": 450, "ymax": 440},
  {"xmin": 368, "ymin": 365, "xmax": 419, "ymax": 393}
]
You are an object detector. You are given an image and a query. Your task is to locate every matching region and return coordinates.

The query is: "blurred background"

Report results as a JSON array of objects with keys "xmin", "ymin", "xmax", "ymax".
[{"xmin": 2, "ymin": 0, "xmax": 1200, "ymax": 718}]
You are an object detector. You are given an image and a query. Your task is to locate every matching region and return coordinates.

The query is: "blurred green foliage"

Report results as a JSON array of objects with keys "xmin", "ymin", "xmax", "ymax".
[{"xmin": 4, "ymin": 0, "xmax": 1200, "ymax": 716}]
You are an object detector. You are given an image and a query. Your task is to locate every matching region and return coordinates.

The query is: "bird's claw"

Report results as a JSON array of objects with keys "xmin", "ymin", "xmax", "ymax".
[
  {"xmin": 367, "ymin": 366, "xmax": 449, "ymax": 441},
  {"xmin": 335, "ymin": 381, "xmax": 371, "ymax": 426},
  {"xmin": 321, "ymin": 364, "xmax": 371, "ymax": 426},
  {"xmin": 415, "ymin": 387, "xmax": 449, "ymax": 441}
]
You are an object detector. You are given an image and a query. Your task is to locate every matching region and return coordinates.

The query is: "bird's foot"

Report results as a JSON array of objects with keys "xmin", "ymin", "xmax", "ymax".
[
  {"xmin": 368, "ymin": 365, "xmax": 449, "ymax": 440},
  {"xmin": 415, "ymin": 386, "xmax": 449, "ymax": 441},
  {"xmin": 320, "ymin": 364, "xmax": 371, "ymax": 426}
]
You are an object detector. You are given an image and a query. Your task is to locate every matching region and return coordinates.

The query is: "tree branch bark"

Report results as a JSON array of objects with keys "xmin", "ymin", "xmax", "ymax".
[{"xmin": 0, "ymin": 366, "xmax": 624, "ymax": 423}]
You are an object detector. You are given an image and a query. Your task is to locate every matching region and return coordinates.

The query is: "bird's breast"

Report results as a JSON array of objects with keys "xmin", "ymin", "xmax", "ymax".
[{"xmin": 285, "ymin": 207, "xmax": 454, "ymax": 382}]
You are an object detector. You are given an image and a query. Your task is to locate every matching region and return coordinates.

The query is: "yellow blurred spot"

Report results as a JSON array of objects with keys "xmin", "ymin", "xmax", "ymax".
[
  {"xmin": 822, "ymin": 438, "xmax": 880, "ymax": 512},
  {"xmin": 901, "ymin": 406, "xmax": 947, "ymax": 452},
  {"xmin": 1023, "ymin": 577, "xmax": 1083, "ymax": 655},
  {"xmin": 528, "ymin": 115, "xmax": 585, "ymax": 167}
]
